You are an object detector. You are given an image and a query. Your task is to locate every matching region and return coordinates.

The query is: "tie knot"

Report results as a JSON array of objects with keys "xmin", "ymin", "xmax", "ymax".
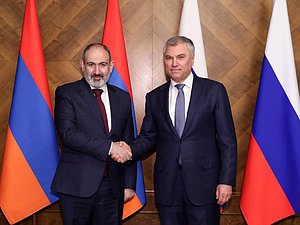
[
  {"xmin": 175, "ymin": 84, "xmax": 185, "ymax": 90},
  {"xmin": 93, "ymin": 89, "xmax": 103, "ymax": 97}
]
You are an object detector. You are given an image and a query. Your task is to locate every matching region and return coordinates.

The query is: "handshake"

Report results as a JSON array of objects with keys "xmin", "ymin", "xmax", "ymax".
[{"xmin": 110, "ymin": 141, "xmax": 132, "ymax": 163}]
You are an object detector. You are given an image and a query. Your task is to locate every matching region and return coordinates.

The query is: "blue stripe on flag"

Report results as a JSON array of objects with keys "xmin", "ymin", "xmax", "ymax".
[
  {"xmin": 9, "ymin": 55, "xmax": 59, "ymax": 202},
  {"xmin": 108, "ymin": 68, "xmax": 146, "ymax": 205},
  {"xmin": 252, "ymin": 55, "xmax": 300, "ymax": 211},
  {"xmin": 136, "ymin": 160, "xmax": 146, "ymax": 204},
  {"xmin": 108, "ymin": 68, "xmax": 129, "ymax": 92}
]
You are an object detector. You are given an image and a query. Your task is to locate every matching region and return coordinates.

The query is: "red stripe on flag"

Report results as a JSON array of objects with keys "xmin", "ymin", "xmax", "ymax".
[
  {"xmin": 240, "ymin": 134, "xmax": 294, "ymax": 225},
  {"xmin": 19, "ymin": 0, "xmax": 53, "ymax": 115},
  {"xmin": 102, "ymin": 0, "xmax": 132, "ymax": 98},
  {"xmin": 0, "ymin": 128, "xmax": 50, "ymax": 224}
]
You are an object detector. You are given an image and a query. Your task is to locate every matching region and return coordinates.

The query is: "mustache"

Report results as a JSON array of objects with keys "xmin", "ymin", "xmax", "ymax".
[{"xmin": 91, "ymin": 73, "xmax": 105, "ymax": 78}]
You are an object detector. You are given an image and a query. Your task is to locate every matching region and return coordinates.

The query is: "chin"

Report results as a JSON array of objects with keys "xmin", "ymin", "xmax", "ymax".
[
  {"xmin": 84, "ymin": 77, "xmax": 104, "ymax": 88},
  {"xmin": 170, "ymin": 74, "xmax": 184, "ymax": 80},
  {"xmin": 93, "ymin": 81, "xmax": 106, "ymax": 88}
]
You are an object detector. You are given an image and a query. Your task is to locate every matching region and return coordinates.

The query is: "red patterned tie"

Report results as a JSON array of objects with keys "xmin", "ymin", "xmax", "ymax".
[
  {"xmin": 93, "ymin": 89, "xmax": 109, "ymax": 176},
  {"xmin": 93, "ymin": 89, "xmax": 109, "ymax": 134}
]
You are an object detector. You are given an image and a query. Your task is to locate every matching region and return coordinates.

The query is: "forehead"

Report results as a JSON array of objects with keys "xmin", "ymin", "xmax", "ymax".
[
  {"xmin": 164, "ymin": 43, "xmax": 190, "ymax": 56},
  {"xmin": 85, "ymin": 46, "xmax": 109, "ymax": 62}
]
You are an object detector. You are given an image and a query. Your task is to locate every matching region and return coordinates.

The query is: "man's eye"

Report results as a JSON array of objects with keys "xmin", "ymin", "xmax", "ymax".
[{"xmin": 100, "ymin": 63, "xmax": 108, "ymax": 67}]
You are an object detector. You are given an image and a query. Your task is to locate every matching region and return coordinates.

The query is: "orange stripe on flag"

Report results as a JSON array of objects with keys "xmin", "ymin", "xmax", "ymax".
[
  {"xmin": 122, "ymin": 194, "xmax": 143, "ymax": 219},
  {"xmin": 0, "ymin": 128, "xmax": 50, "ymax": 224}
]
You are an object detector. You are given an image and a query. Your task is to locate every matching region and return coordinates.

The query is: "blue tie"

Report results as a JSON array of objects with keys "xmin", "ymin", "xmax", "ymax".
[
  {"xmin": 175, "ymin": 84, "xmax": 185, "ymax": 165},
  {"xmin": 175, "ymin": 84, "xmax": 185, "ymax": 137}
]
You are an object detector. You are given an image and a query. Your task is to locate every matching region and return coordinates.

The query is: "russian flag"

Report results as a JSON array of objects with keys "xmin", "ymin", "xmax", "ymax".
[
  {"xmin": 0, "ymin": 0, "xmax": 59, "ymax": 224},
  {"xmin": 240, "ymin": 0, "xmax": 300, "ymax": 224},
  {"xmin": 102, "ymin": 0, "xmax": 146, "ymax": 219},
  {"xmin": 179, "ymin": 0, "xmax": 208, "ymax": 78}
]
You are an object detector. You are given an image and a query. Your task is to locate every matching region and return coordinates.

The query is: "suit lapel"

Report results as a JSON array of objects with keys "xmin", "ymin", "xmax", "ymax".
[
  {"xmin": 107, "ymin": 84, "xmax": 118, "ymax": 135},
  {"xmin": 158, "ymin": 82, "xmax": 179, "ymax": 137},
  {"xmin": 183, "ymin": 76, "xmax": 204, "ymax": 134},
  {"xmin": 78, "ymin": 78, "xmax": 107, "ymax": 132}
]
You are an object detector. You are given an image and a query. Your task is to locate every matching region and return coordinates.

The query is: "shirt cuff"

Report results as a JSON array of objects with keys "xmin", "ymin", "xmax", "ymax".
[{"xmin": 108, "ymin": 142, "xmax": 113, "ymax": 155}]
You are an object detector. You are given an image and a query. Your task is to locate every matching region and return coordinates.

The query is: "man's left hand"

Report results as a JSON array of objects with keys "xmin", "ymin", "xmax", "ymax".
[
  {"xmin": 124, "ymin": 189, "xmax": 135, "ymax": 202},
  {"xmin": 216, "ymin": 184, "xmax": 232, "ymax": 205}
]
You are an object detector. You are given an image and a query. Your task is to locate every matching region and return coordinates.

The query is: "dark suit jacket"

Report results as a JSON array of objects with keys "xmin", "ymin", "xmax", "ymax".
[
  {"xmin": 51, "ymin": 78, "xmax": 136, "ymax": 198},
  {"xmin": 132, "ymin": 75, "xmax": 237, "ymax": 206}
]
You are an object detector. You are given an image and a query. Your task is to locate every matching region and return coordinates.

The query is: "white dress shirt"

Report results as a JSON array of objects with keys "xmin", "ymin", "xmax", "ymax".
[{"xmin": 168, "ymin": 73, "xmax": 194, "ymax": 126}]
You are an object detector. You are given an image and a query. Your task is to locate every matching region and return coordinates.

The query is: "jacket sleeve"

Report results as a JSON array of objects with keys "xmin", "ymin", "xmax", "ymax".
[
  {"xmin": 215, "ymin": 84, "xmax": 237, "ymax": 186},
  {"xmin": 131, "ymin": 93, "xmax": 158, "ymax": 160}
]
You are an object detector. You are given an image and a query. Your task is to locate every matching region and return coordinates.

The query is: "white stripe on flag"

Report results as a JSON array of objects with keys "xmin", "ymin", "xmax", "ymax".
[
  {"xmin": 179, "ymin": 0, "xmax": 208, "ymax": 78},
  {"xmin": 265, "ymin": 0, "xmax": 300, "ymax": 118}
]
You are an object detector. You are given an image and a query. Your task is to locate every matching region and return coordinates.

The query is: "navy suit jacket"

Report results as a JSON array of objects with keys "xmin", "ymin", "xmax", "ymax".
[
  {"xmin": 51, "ymin": 78, "xmax": 136, "ymax": 198},
  {"xmin": 132, "ymin": 75, "xmax": 237, "ymax": 206}
]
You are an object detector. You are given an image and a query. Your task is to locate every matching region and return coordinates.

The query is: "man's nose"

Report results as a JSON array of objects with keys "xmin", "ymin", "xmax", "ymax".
[
  {"xmin": 94, "ymin": 65, "xmax": 101, "ymax": 74},
  {"xmin": 172, "ymin": 58, "xmax": 178, "ymax": 66}
]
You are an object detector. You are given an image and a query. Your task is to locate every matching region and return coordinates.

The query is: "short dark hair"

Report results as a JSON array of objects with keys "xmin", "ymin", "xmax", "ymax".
[
  {"xmin": 82, "ymin": 43, "xmax": 112, "ymax": 62},
  {"xmin": 163, "ymin": 36, "xmax": 195, "ymax": 57}
]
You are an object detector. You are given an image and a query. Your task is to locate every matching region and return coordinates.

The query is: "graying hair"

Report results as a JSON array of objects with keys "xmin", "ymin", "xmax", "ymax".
[{"xmin": 163, "ymin": 36, "xmax": 195, "ymax": 57}]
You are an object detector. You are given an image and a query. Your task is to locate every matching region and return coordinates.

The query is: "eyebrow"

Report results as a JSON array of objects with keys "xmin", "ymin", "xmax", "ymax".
[
  {"xmin": 165, "ymin": 53, "xmax": 186, "ymax": 58},
  {"xmin": 86, "ymin": 61, "xmax": 109, "ymax": 65}
]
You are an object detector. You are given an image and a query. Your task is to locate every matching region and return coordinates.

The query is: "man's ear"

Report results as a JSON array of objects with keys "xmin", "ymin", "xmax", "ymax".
[
  {"xmin": 80, "ymin": 59, "xmax": 85, "ymax": 72},
  {"xmin": 191, "ymin": 56, "xmax": 195, "ymax": 66},
  {"xmin": 109, "ymin": 61, "xmax": 114, "ymax": 73}
]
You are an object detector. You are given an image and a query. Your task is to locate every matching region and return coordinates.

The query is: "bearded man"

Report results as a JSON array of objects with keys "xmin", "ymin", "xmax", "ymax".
[{"xmin": 51, "ymin": 43, "xmax": 136, "ymax": 225}]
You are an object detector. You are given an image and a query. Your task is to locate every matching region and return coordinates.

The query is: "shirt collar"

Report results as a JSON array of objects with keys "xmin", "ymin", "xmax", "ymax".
[
  {"xmin": 90, "ymin": 84, "xmax": 108, "ymax": 93},
  {"xmin": 170, "ymin": 72, "xmax": 193, "ymax": 89}
]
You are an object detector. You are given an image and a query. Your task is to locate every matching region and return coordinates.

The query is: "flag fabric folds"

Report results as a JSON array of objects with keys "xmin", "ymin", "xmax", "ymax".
[
  {"xmin": 240, "ymin": 0, "xmax": 300, "ymax": 224},
  {"xmin": 0, "ymin": 0, "xmax": 59, "ymax": 224},
  {"xmin": 179, "ymin": 0, "xmax": 208, "ymax": 78},
  {"xmin": 102, "ymin": 0, "xmax": 146, "ymax": 219}
]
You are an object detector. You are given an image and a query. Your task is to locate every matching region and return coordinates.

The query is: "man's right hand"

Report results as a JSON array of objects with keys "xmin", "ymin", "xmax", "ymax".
[{"xmin": 110, "ymin": 141, "xmax": 132, "ymax": 163}]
